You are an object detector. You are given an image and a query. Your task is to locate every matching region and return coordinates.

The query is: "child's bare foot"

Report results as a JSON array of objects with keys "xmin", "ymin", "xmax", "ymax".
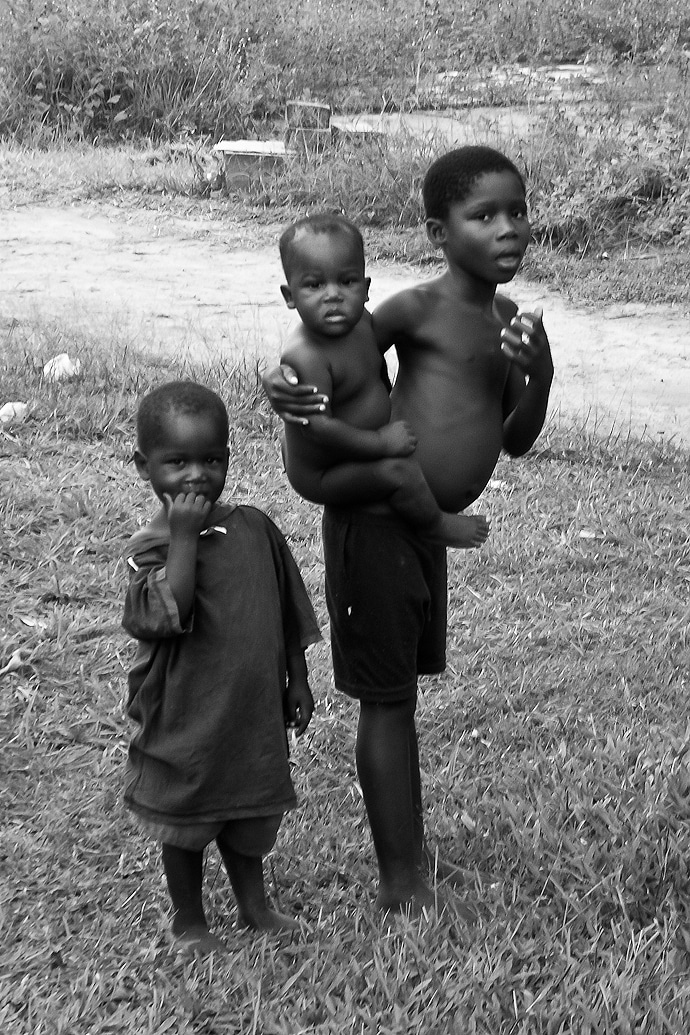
[
  {"xmin": 426, "ymin": 512, "xmax": 490, "ymax": 549},
  {"xmin": 238, "ymin": 906, "xmax": 301, "ymax": 933},
  {"xmin": 375, "ymin": 874, "xmax": 438, "ymax": 915},
  {"xmin": 170, "ymin": 923, "xmax": 226, "ymax": 955}
]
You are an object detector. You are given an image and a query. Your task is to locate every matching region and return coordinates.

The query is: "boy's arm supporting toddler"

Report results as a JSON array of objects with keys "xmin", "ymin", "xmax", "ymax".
[
  {"xmin": 280, "ymin": 343, "xmax": 415, "ymax": 463},
  {"xmin": 290, "ymin": 412, "xmax": 417, "ymax": 462}
]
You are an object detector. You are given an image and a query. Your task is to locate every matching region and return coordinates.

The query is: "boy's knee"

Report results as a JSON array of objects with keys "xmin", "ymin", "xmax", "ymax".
[
  {"xmin": 360, "ymin": 696, "xmax": 417, "ymax": 725},
  {"xmin": 216, "ymin": 814, "xmax": 283, "ymax": 857}
]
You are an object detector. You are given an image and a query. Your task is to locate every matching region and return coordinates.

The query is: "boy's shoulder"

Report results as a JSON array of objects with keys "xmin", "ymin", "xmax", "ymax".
[
  {"xmin": 374, "ymin": 276, "xmax": 444, "ymax": 321},
  {"xmin": 372, "ymin": 276, "xmax": 445, "ymax": 343}
]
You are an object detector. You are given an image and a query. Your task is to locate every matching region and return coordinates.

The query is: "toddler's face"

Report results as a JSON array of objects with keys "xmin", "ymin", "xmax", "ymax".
[
  {"xmin": 430, "ymin": 170, "xmax": 530, "ymax": 284},
  {"xmin": 282, "ymin": 230, "xmax": 370, "ymax": 339},
  {"xmin": 137, "ymin": 412, "xmax": 229, "ymax": 506}
]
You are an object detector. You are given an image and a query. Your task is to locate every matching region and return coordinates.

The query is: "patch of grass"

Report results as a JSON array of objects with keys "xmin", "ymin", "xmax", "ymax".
[{"xmin": 2, "ymin": 327, "xmax": 689, "ymax": 1032}]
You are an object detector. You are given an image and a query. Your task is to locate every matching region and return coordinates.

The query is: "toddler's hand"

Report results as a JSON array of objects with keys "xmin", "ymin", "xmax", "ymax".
[
  {"xmin": 379, "ymin": 420, "xmax": 417, "ymax": 457},
  {"xmin": 164, "ymin": 492, "xmax": 212, "ymax": 537}
]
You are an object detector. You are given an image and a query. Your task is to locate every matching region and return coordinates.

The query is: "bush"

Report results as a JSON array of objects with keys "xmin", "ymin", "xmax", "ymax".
[{"xmin": 2, "ymin": 0, "xmax": 689, "ymax": 141}]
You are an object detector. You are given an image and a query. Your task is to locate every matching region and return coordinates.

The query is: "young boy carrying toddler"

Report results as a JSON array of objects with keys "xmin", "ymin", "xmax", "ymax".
[
  {"xmin": 265, "ymin": 146, "xmax": 554, "ymax": 913},
  {"xmin": 122, "ymin": 381, "xmax": 320, "ymax": 951},
  {"xmin": 278, "ymin": 212, "xmax": 489, "ymax": 549}
]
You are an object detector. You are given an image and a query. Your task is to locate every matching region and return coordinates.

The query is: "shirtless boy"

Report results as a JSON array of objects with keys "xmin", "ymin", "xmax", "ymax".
[
  {"xmin": 279, "ymin": 212, "xmax": 488, "ymax": 548},
  {"xmin": 264, "ymin": 147, "xmax": 554, "ymax": 912}
]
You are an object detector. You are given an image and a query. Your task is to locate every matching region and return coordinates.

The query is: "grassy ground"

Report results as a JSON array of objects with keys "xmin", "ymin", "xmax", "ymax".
[{"xmin": 1, "ymin": 325, "xmax": 689, "ymax": 1033}]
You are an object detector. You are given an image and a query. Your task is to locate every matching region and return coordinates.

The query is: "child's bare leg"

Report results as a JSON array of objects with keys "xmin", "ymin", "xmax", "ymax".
[
  {"xmin": 161, "ymin": 844, "xmax": 225, "ymax": 952},
  {"xmin": 216, "ymin": 819, "xmax": 299, "ymax": 932},
  {"xmin": 409, "ymin": 731, "xmax": 480, "ymax": 922},
  {"xmin": 320, "ymin": 458, "xmax": 489, "ymax": 549},
  {"xmin": 356, "ymin": 698, "xmax": 435, "ymax": 912}
]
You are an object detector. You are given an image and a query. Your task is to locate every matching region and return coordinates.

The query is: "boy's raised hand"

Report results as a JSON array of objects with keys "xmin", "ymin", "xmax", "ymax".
[
  {"xmin": 163, "ymin": 492, "xmax": 212, "ymax": 537},
  {"xmin": 500, "ymin": 306, "xmax": 553, "ymax": 382},
  {"xmin": 261, "ymin": 364, "xmax": 328, "ymax": 425}
]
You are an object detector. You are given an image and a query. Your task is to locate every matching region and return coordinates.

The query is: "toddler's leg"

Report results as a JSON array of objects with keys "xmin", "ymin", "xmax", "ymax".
[
  {"xmin": 161, "ymin": 844, "xmax": 225, "ymax": 953},
  {"xmin": 321, "ymin": 458, "xmax": 489, "ymax": 549},
  {"xmin": 216, "ymin": 816, "xmax": 299, "ymax": 932},
  {"xmin": 356, "ymin": 699, "xmax": 435, "ymax": 912}
]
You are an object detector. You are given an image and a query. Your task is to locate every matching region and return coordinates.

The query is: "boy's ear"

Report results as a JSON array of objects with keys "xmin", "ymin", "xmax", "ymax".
[
  {"xmin": 364, "ymin": 276, "xmax": 371, "ymax": 302},
  {"xmin": 280, "ymin": 284, "xmax": 296, "ymax": 309},
  {"xmin": 133, "ymin": 449, "xmax": 151, "ymax": 481},
  {"xmin": 425, "ymin": 218, "xmax": 446, "ymax": 249}
]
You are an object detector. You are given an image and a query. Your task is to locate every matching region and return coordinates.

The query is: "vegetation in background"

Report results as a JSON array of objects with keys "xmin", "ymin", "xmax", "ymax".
[
  {"xmin": 1, "ymin": 0, "xmax": 689, "ymax": 140},
  {"xmin": 1, "ymin": 0, "xmax": 689, "ymax": 295},
  {"xmin": 1, "ymin": 329, "xmax": 689, "ymax": 1032}
]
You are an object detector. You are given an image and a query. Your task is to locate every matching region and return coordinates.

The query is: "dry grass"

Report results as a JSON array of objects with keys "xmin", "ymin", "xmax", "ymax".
[{"xmin": 2, "ymin": 325, "xmax": 690, "ymax": 1033}]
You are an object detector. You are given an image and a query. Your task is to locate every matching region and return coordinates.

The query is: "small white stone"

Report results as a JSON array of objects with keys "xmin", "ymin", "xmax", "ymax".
[
  {"xmin": 0, "ymin": 401, "xmax": 29, "ymax": 425},
  {"xmin": 43, "ymin": 353, "xmax": 82, "ymax": 381}
]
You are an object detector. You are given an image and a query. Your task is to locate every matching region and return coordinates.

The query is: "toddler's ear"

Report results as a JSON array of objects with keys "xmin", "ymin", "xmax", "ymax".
[
  {"xmin": 280, "ymin": 284, "xmax": 296, "ymax": 309},
  {"xmin": 425, "ymin": 218, "xmax": 446, "ymax": 249},
  {"xmin": 364, "ymin": 276, "xmax": 371, "ymax": 301},
  {"xmin": 133, "ymin": 449, "xmax": 151, "ymax": 481}
]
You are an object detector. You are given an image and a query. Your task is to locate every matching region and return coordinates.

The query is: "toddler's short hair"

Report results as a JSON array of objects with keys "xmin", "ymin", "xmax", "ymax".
[
  {"xmin": 423, "ymin": 146, "xmax": 525, "ymax": 220},
  {"xmin": 279, "ymin": 212, "xmax": 364, "ymax": 279},
  {"xmin": 137, "ymin": 381, "xmax": 229, "ymax": 453}
]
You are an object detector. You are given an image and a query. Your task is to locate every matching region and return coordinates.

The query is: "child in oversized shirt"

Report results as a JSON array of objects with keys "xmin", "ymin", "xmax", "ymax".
[{"xmin": 122, "ymin": 380, "xmax": 320, "ymax": 952}]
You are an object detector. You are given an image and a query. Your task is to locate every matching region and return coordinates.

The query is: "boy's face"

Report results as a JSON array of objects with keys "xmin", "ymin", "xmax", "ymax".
[
  {"xmin": 134, "ymin": 411, "xmax": 229, "ymax": 506},
  {"xmin": 281, "ymin": 230, "xmax": 370, "ymax": 339},
  {"xmin": 426, "ymin": 170, "xmax": 530, "ymax": 285}
]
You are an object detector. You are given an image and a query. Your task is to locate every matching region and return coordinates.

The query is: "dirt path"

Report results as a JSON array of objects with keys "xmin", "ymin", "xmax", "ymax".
[{"xmin": 2, "ymin": 202, "xmax": 689, "ymax": 445}]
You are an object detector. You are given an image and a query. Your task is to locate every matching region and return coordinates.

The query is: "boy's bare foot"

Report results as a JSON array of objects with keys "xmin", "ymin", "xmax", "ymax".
[
  {"xmin": 170, "ymin": 923, "xmax": 226, "ymax": 955},
  {"xmin": 426, "ymin": 512, "xmax": 490, "ymax": 549},
  {"xmin": 238, "ymin": 906, "xmax": 301, "ymax": 933},
  {"xmin": 375, "ymin": 874, "xmax": 438, "ymax": 915}
]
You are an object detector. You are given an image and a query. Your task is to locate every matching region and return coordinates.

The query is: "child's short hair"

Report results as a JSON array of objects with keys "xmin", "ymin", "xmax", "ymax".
[
  {"xmin": 137, "ymin": 381, "xmax": 229, "ymax": 453},
  {"xmin": 279, "ymin": 212, "xmax": 364, "ymax": 279},
  {"xmin": 423, "ymin": 146, "xmax": 525, "ymax": 220}
]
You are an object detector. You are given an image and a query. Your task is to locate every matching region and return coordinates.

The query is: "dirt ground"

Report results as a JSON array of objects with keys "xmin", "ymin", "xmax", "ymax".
[{"xmin": 2, "ymin": 201, "xmax": 689, "ymax": 445}]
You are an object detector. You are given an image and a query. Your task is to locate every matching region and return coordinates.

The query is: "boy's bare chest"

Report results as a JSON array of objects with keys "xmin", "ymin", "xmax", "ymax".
[{"xmin": 406, "ymin": 307, "xmax": 505, "ymax": 378}]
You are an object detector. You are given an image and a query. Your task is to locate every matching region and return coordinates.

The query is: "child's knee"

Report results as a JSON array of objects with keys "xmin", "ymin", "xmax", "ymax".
[
  {"xmin": 380, "ymin": 456, "xmax": 416, "ymax": 490},
  {"xmin": 216, "ymin": 814, "xmax": 283, "ymax": 857}
]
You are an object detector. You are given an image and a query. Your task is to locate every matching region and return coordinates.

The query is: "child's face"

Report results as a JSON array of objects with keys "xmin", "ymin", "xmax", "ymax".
[
  {"xmin": 281, "ymin": 230, "xmax": 370, "ymax": 338},
  {"xmin": 426, "ymin": 170, "xmax": 530, "ymax": 284},
  {"xmin": 135, "ymin": 411, "xmax": 229, "ymax": 506}
]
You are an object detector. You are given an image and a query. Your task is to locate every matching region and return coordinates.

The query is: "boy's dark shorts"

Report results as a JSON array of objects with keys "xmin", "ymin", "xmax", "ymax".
[{"xmin": 322, "ymin": 507, "xmax": 447, "ymax": 704}]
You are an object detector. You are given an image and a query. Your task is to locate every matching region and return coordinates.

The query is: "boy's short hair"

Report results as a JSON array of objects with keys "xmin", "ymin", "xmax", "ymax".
[
  {"xmin": 137, "ymin": 381, "xmax": 229, "ymax": 453},
  {"xmin": 279, "ymin": 212, "xmax": 365, "ymax": 279},
  {"xmin": 423, "ymin": 146, "xmax": 526, "ymax": 220}
]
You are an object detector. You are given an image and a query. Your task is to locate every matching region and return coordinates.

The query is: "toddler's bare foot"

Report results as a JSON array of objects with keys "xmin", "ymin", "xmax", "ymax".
[
  {"xmin": 238, "ymin": 906, "xmax": 301, "ymax": 933},
  {"xmin": 171, "ymin": 923, "xmax": 226, "ymax": 955},
  {"xmin": 426, "ymin": 512, "xmax": 490, "ymax": 549}
]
